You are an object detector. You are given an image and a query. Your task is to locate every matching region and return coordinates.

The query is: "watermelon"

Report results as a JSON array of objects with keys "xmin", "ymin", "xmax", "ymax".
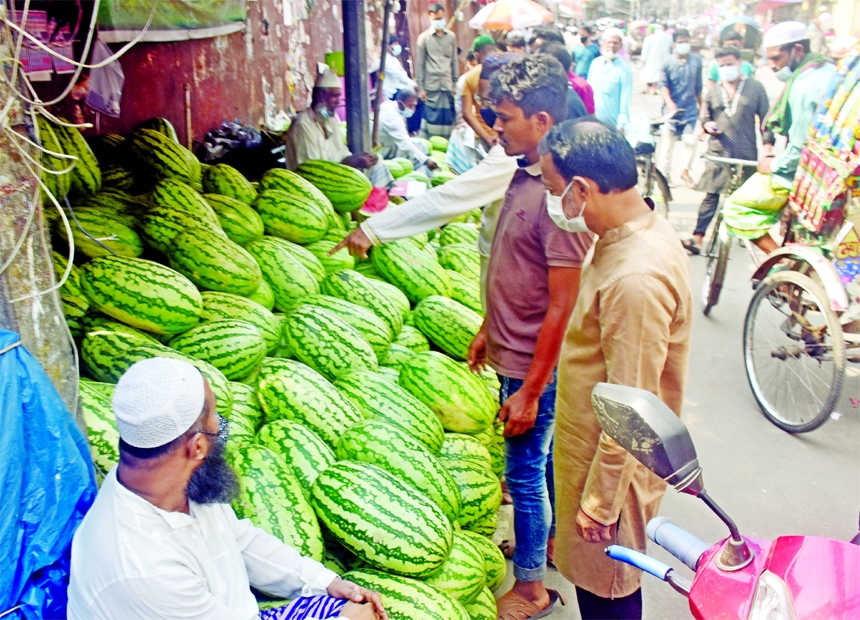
[
  {"xmin": 368, "ymin": 278, "xmax": 411, "ymax": 320},
  {"xmin": 51, "ymin": 120, "xmax": 101, "ymax": 196},
  {"xmin": 431, "ymin": 170, "xmax": 457, "ymax": 186},
  {"xmin": 378, "ymin": 366, "xmax": 400, "ymax": 383},
  {"xmin": 204, "ymin": 193, "xmax": 264, "ymax": 244},
  {"xmin": 337, "ymin": 420, "xmax": 462, "ymax": 522},
  {"xmin": 393, "ymin": 157, "xmax": 414, "ymax": 175},
  {"xmin": 439, "ymin": 434, "xmax": 493, "ymax": 470},
  {"xmin": 393, "ymin": 324, "xmax": 431, "ymax": 352},
  {"xmin": 137, "ymin": 117, "xmax": 178, "ymax": 142},
  {"xmin": 262, "ymin": 236, "xmax": 326, "ymax": 283},
  {"xmin": 256, "ymin": 419, "xmax": 336, "ymax": 497},
  {"xmin": 354, "ymin": 261, "xmax": 384, "ymax": 281},
  {"xmin": 87, "ymin": 133, "xmax": 126, "ymax": 166},
  {"xmin": 429, "ymin": 136, "xmax": 449, "ymax": 152},
  {"xmin": 303, "ymin": 240, "xmax": 356, "ymax": 274},
  {"xmin": 344, "ymin": 569, "xmax": 470, "ymax": 620},
  {"xmin": 371, "ymin": 240, "xmax": 452, "ymax": 303},
  {"xmin": 413, "ymin": 296, "xmax": 482, "ymax": 361},
  {"xmin": 296, "ymin": 159, "xmax": 372, "ymax": 213},
  {"xmin": 282, "ymin": 304, "xmax": 378, "ymax": 381},
  {"xmin": 304, "ymin": 294, "xmax": 392, "ymax": 359},
  {"xmin": 56, "ymin": 207, "xmax": 143, "ymax": 259},
  {"xmin": 384, "ymin": 159, "xmax": 406, "ymax": 179},
  {"xmin": 99, "ymin": 165, "xmax": 136, "ymax": 192},
  {"xmin": 169, "ymin": 319, "xmax": 266, "ymax": 381},
  {"xmin": 446, "ymin": 461, "xmax": 503, "ymax": 532},
  {"xmin": 168, "ymin": 226, "xmax": 263, "ymax": 296},
  {"xmin": 244, "ymin": 238, "xmax": 320, "ymax": 312},
  {"xmin": 321, "ymin": 270, "xmax": 403, "ymax": 336},
  {"xmin": 202, "ymin": 163, "xmax": 257, "ymax": 205},
  {"xmin": 80, "ymin": 256, "xmax": 203, "ymax": 335},
  {"xmin": 439, "ymin": 223, "xmax": 479, "ymax": 247},
  {"xmin": 446, "ymin": 270, "xmax": 482, "ymax": 314},
  {"xmin": 246, "ymin": 279, "xmax": 275, "ymax": 311},
  {"xmin": 380, "ymin": 344, "xmax": 415, "ymax": 370},
  {"xmin": 229, "ymin": 381, "xmax": 264, "ymax": 429},
  {"xmin": 334, "ymin": 370, "xmax": 445, "ymax": 452},
  {"xmin": 422, "ymin": 531, "xmax": 486, "ymax": 604},
  {"xmin": 254, "ymin": 189, "xmax": 329, "ymax": 244},
  {"xmin": 311, "ymin": 461, "xmax": 453, "ymax": 577},
  {"xmin": 35, "ymin": 115, "xmax": 71, "ymax": 202},
  {"xmin": 79, "ymin": 379, "xmax": 119, "ymax": 474},
  {"xmin": 463, "ymin": 586, "xmax": 497, "ymax": 619},
  {"xmin": 127, "ymin": 128, "xmax": 196, "ymax": 184},
  {"xmin": 399, "ymin": 352, "xmax": 497, "ymax": 434},
  {"xmin": 148, "ymin": 178, "xmax": 219, "ymax": 222},
  {"xmin": 224, "ymin": 405, "xmax": 257, "ymax": 448},
  {"xmin": 439, "ymin": 243, "xmax": 481, "ymax": 281},
  {"xmin": 255, "ymin": 358, "xmax": 364, "ymax": 448},
  {"xmin": 259, "ymin": 168, "xmax": 335, "ymax": 216},
  {"xmin": 200, "ymin": 291, "xmax": 282, "ymax": 353},
  {"xmin": 230, "ymin": 445, "xmax": 324, "ymax": 561},
  {"xmin": 62, "ymin": 296, "xmax": 89, "ymax": 339},
  {"xmin": 459, "ymin": 531, "xmax": 506, "ymax": 592}
]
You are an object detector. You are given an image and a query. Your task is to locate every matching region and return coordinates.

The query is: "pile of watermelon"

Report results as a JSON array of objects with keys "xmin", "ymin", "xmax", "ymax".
[{"xmin": 47, "ymin": 117, "xmax": 505, "ymax": 619}]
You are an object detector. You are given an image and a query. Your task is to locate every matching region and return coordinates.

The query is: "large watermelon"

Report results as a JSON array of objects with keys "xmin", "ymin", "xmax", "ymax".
[
  {"xmin": 51, "ymin": 120, "xmax": 101, "ymax": 196},
  {"xmin": 246, "ymin": 279, "xmax": 275, "ymax": 311},
  {"xmin": 79, "ymin": 379, "xmax": 119, "ymax": 474},
  {"xmin": 304, "ymin": 294, "xmax": 392, "ymax": 359},
  {"xmin": 303, "ymin": 240, "xmax": 356, "ymax": 274},
  {"xmin": 204, "ymin": 193, "xmax": 264, "ymax": 244},
  {"xmin": 421, "ymin": 531, "xmax": 486, "ymax": 604},
  {"xmin": 344, "ymin": 569, "xmax": 470, "ymax": 620},
  {"xmin": 336, "ymin": 420, "xmax": 461, "ymax": 522},
  {"xmin": 439, "ymin": 243, "xmax": 481, "ymax": 280},
  {"xmin": 393, "ymin": 324, "xmax": 431, "ymax": 353},
  {"xmin": 255, "ymin": 189, "xmax": 329, "ymax": 244},
  {"xmin": 371, "ymin": 239, "xmax": 452, "ymax": 303},
  {"xmin": 127, "ymin": 128, "xmax": 196, "ymax": 184},
  {"xmin": 230, "ymin": 445, "xmax": 324, "ymax": 561},
  {"xmin": 459, "ymin": 531, "xmax": 506, "ymax": 592},
  {"xmin": 202, "ymin": 163, "xmax": 257, "ymax": 205},
  {"xmin": 296, "ymin": 159, "xmax": 372, "ymax": 213},
  {"xmin": 439, "ymin": 223, "xmax": 480, "ymax": 247},
  {"xmin": 256, "ymin": 419, "xmax": 336, "ymax": 498},
  {"xmin": 200, "ymin": 291, "xmax": 281, "ymax": 353},
  {"xmin": 413, "ymin": 296, "xmax": 482, "ymax": 361},
  {"xmin": 168, "ymin": 226, "xmax": 263, "ymax": 296},
  {"xmin": 446, "ymin": 270, "xmax": 482, "ymax": 314},
  {"xmin": 446, "ymin": 460, "xmax": 503, "ymax": 532},
  {"xmin": 380, "ymin": 344, "xmax": 415, "ymax": 371},
  {"xmin": 169, "ymin": 320, "xmax": 266, "ymax": 381},
  {"xmin": 439, "ymin": 433, "xmax": 493, "ymax": 471},
  {"xmin": 321, "ymin": 270, "xmax": 403, "ymax": 336},
  {"xmin": 259, "ymin": 168, "xmax": 335, "ymax": 215},
  {"xmin": 80, "ymin": 256, "xmax": 202, "ymax": 335},
  {"xmin": 55, "ymin": 207, "xmax": 143, "ymax": 259},
  {"xmin": 255, "ymin": 358, "xmax": 364, "ymax": 448},
  {"xmin": 398, "ymin": 352, "xmax": 497, "ymax": 434},
  {"xmin": 35, "ymin": 115, "xmax": 71, "ymax": 202},
  {"xmin": 463, "ymin": 586, "xmax": 497, "ymax": 620},
  {"xmin": 334, "ymin": 370, "xmax": 445, "ymax": 453},
  {"xmin": 244, "ymin": 237, "xmax": 320, "ymax": 312},
  {"xmin": 262, "ymin": 236, "xmax": 326, "ymax": 283},
  {"xmin": 229, "ymin": 381, "xmax": 264, "ymax": 429},
  {"xmin": 311, "ymin": 461, "xmax": 453, "ymax": 577}
]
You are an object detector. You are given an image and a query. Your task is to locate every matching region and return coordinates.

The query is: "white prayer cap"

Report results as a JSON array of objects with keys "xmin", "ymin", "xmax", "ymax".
[
  {"xmin": 763, "ymin": 21, "xmax": 808, "ymax": 49},
  {"xmin": 602, "ymin": 27, "xmax": 624, "ymax": 41},
  {"xmin": 818, "ymin": 5, "xmax": 827, "ymax": 11},
  {"xmin": 113, "ymin": 358, "xmax": 206, "ymax": 449},
  {"xmin": 316, "ymin": 69, "xmax": 342, "ymax": 89}
]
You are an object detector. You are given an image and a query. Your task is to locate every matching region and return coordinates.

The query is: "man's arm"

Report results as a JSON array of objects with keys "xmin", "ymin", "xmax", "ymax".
[
  {"xmin": 286, "ymin": 114, "xmax": 318, "ymax": 169},
  {"xmin": 415, "ymin": 35, "xmax": 426, "ymax": 96},
  {"xmin": 450, "ymin": 36, "xmax": 459, "ymax": 88},
  {"xmin": 382, "ymin": 107, "xmax": 429, "ymax": 166},
  {"xmin": 617, "ymin": 64, "xmax": 633, "ymax": 128},
  {"xmin": 660, "ymin": 64, "xmax": 677, "ymax": 111},
  {"xmin": 496, "ymin": 266, "xmax": 582, "ymax": 436}
]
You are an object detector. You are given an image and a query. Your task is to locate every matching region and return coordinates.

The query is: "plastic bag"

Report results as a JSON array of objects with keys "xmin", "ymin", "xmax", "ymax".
[
  {"xmin": 85, "ymin": 38, "xmax": 124, "ymax": 117},
  {"xmin": 727, "ymin": 172, "xmax": 790, "ymax": 213},
  {"xmin": 199, "ymin": 119, "xmax": 263, "ymax": 161}
]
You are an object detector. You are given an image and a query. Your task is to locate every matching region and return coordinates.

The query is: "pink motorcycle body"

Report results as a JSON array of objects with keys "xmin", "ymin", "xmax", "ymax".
[{"xmin": 689, "ymin": 535, "xmax": 860, "ymax": 619}]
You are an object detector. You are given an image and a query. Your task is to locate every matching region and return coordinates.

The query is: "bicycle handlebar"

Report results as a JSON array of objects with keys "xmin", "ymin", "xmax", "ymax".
[
  {"xmin": 646, "ymin": 517, "xmax": 711, "ymax": 572},
  {"xmin": 650, "ymin": 109, "xmax": 687, "ymax": 128},
  {"xmin": 605, "ymin": 545, "xmax": 672, "ymax": 581},
  {"xmin": 703, "ymin": 154, "xmax": 759, "ymax": 167}
]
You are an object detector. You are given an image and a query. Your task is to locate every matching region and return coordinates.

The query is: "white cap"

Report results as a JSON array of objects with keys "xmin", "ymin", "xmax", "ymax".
[
  {"xmin": 113, "ymin": 358, "xmax": 206, "ymax": 449},
  {"xmin": 316, "ymin": 69, "xmax": 341, "ymax": 89},
  {"xmin": 818, "ymin": 5, "xmax": 827, "ymax": 11},
  {"xmin": 763, "ymin": 21, "xmax": 809, "ymax": 49}
]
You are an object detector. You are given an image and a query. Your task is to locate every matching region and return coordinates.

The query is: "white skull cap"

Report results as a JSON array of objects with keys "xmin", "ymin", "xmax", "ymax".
[
  {"xmin": 113, "ymin": 357, "xmax": 206, "ymax": 449},
  {"xmin": 763, "ymin": 21, "xmax": 809, "ymax": 49},
  {"xmin": 316, "ymin": 69, "xmax": 341, "ymax": 89}
]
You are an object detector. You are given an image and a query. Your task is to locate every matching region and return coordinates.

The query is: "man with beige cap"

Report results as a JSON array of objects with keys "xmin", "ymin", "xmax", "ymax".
[{"xmin": 67, "ymin": 358, "xmax": 386, "ymax": 620}]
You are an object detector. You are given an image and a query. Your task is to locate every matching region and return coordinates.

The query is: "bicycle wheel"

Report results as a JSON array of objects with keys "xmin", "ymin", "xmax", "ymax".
[
  {"xmin": 743, "ymin": 270, "xmax": 846, "ymax": 433},
  {"xmin": 702, "ymin": 219, "xmax": 731, "ymax": 316}
]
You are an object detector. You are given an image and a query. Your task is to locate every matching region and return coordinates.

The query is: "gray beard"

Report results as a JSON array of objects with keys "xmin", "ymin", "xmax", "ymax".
[{"xmin": 185, "ymin": 442, "xmax": 240, "ymax": 505}]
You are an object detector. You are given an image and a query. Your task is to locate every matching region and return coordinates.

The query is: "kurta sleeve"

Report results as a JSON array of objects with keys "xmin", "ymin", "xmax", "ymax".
[
  {"xmin": 579, "ymin": 274, "xmax": 679, "ymax": 526},
  {"xmin": 451, "ymin": 37, "xmax": 459, "ymax": 88},
  {"xmin": 695, "ymin": 57, "xmax": 703, "ymax": 96},
  {"xmin": 285, "ymin": 114, "xmax": 321, "ymax": 169},
  {"xmin": 415, "ymin": 34, "xmax": 427, "ymax": 92},
  {"xmin": 618, "ymin": 64, "xmax": 633, "ymax": 127}
]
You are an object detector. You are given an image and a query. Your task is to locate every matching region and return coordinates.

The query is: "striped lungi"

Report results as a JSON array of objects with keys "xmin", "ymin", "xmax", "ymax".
[{"xmin": 259, "ymin": 595, "xmax": 348, "ymax": 620}]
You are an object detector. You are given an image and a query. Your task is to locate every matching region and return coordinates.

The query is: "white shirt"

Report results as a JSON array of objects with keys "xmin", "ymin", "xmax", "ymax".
[
  {"xmin": 377, "ymin": 100, "xmax": 428, "ymax": 166},
  {"xmin": 371, "ymin": 55, "xmax": 417, "ymax": 101},
  {"xmin": 68, "ymin": 468, "xmax": 338, "ymax": 620},
  {"xmin": 362, "ymin": 144, "xmax": 518, "ymax": 257},
  {"xmin": 283, "ymin": 107, "xmax": 351, "ymax": 170}
]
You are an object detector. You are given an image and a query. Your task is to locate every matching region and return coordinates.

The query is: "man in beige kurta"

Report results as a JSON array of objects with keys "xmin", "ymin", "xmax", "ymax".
[{"xmin": 539, "ymin": 118, "xmax": 693, "ymax": 619}]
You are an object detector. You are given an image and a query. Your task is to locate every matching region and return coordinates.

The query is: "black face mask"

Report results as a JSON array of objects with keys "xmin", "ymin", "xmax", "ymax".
[
  {"xmin": 581, "ymin": 36, "xmax": 589, "ymax": 44},
  {"xmin": 186, "ymin": 415, "xmax": 239, "ymax": 505},
  {"xmin": 480, "ymin": 108, "xmax": 497, "ymax": 129}
]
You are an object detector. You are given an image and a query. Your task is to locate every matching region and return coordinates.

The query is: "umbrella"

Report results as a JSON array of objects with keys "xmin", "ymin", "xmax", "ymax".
[{"xmin": 468, "ymin": 0, "xmax": 553, "ymax": 31}]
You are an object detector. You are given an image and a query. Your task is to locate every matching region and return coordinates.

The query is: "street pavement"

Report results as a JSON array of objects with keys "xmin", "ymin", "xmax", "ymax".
[{"xmin": 494, "ymin": 55, "xmax": 860, "ymax": 619}]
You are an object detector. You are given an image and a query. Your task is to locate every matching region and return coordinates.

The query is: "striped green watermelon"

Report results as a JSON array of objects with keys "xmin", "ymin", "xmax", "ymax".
[
  {"xmin": 439, "ymin": 243, "xmax": 481, "ymax": 280},
  {"xmin": 204, "ymin": 193, "xmax": 264, "ymax": 244},
  {"xmin": 429, "ymin": 136, "xmax": 449, "ymax": 152},
  {"xmin": 431, "ymin": 170, "xmax": 457, "ymax": 186},
  {"xmin": 256, "ymin": 419, "xmax": 336, "ymax": 498},
  {"xmin": 244, "ymin": 238, "xmax": 320, "ymax": 312},
  {"xmin": 137, "ymin": 117, "xmax": 178, "ymax": 142},
  {"xmin": 81, "ymin": 318, "xmax": 160, "ymax": 346},
  {"xmin": 230, "ymin": 445, "xmax": 324, "ymax": 561},
  {"xmin": 79, "ymin": 379, "xmax": 119, "ymax": 474},
  {"xmin": 296, "ymin": 159, "xmax": 372, "ymax": 213},
  {"xmin": 100, "ymin": 165, "xmax": 136, "ymax": 192},
  {"xmin": 380, "ymin": 344, "xmax": 415, "ymax": 370},
  {"xmin": 127, "ymin": 128, "xmax": 196, "ymax": 184},
  {"xmin": 439, "ymin": 434, "xmax": 493, "ymax": 470},
  {"xmin": 169, "ymin": 319, "xmax": 266, "ymax": 380},
  {"xmin": 80, "ymin": 256, "xmax": 203, "ymax": 335},
  {"xmin": 422, "ymin": 531, "xmax": 486, "ymax": 604},
  {"xmin": 261, "ymin": 236, "xmax": 326, "ymax": 283},
  {"xmin": 311, "ymin": 461, "xmax": 453, "ymax": 577},
  {"xmin": 224, "ymin": 404, "xmax": 256, "ymax": 448},
  {"xmin": 62, "ymin": 296, "xmax": 89, "ymax": 339},
  {"xmin": 372, "ymin": 239, "xmax": 452, "ymax": 303},
  {"xmin": 413, "ymin": 296, "xmax": 482, "ymax": 361},
  {"xmin": 259, "ymin": 168, "xmax": 335, "ymax": 214},
  {"xmin": 354, "ymin": 261, "xmax": 384, "ymax": 281},
  {"xmin": 148, "ymin": 178, "xmax": 219, "ymax": 221},
  {"xmin": 321, "ymin": 270, "xmax": 403, "ymax": 336},
  {"xmin": 87, "ymin": 133, "xmax": 126, "ymax": 166},
  {"xmin": 446, "ymin": 270, "xmax": 482, "ymax": 314},
  {"xmin": 52, "ymin": 251, "xmax": 82, "ymax": 298},
  {"xmin": 384, "ymin": 159, "xmax": 407, "ymax": 179},
  {"xmin": 344, "ymin": 569, "xmax": 470, "ymax": 620},
  {"xmin": 367, "ymin": 278, "xmax": 411, "ymax": 320},
  {"xmin": 392, "ymin": 157, "xmax": 414, "ymax": 175},
  {"xmin": 462, "ymin": 510, "xmax": 498, "ymax": 537},
  {"xmin": 283, "ymin": 304, "xmax": 377, "ymax": 381},
  {"xmin": 255, "ymin": 358, "xmax": 364, "ymax": 448},
  {"xmin": 200, "ymin": 291, "xmax": 282, "ymax": 353},
  {"xmin": 255, "ymin": 189, "xmax": 328, "ymax": 244},
  {"xmin": 229, "ymin": 381, "xmax": 263, "ymax": 429},
  {"xmin": 445, "ymin": 461, "xmax": 502, "ymax": 532},
  {"xmin": 56, "ymin": 207, "xmax": 143, "ymax": 259},
  {"xmin": 246, "ymin": 279, "xmax": 275, "ymax": 311},
  {"xmin": 463, "ymin": 586, "xmax": 497, "ymax": 619},
  {"xmin": 459, "ymin": 532, "xmax": 506, "ymax": 592},
  {"xmin": 168, "ymin": 226, "xmax": 262, "ymax": 296},
  {"xmin": 337, "ymin": 420, "xmax": 461, "ymax": 522},
  {"xmin": 202, "ymin": 163, "xmax": 257, "ymax": 205},
  {"xmin": 334, "ymin": 370, "xmax": 445, "ymax": 453},
  {"xmin": 393, "ymin": 324, "xmax": 431, "ymax": 352},
  {"xmin": 303, "ymin": 240, "xmax": 356, "ymax": 274},
  {"xmin": 51, "ymin": 120, "xmax": 101, "ymax": 196},
  {"xmin": 378, "ymin": 366, "xmax": 401, "ymax": 383},
  {"xmin": 304, "ymin": 294, "xmax": 392, "ymax": 359},
  {"xmin": 35, "ymin": 115, "xmax": 71, "ymax": 202},
  {"xmin": 399, "ymin": 352, "xmax": 497, "ymax": 434},
  {"xmin": 81, "ymin": 189, "xmax": 145, "ymax": 215},
  {"xmin": 439, "ymin": 223, "xmax": 480, "ymax": 247}
]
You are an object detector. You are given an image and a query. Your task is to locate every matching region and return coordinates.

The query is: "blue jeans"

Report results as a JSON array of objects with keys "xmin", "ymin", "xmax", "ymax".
[{"xmin": 499, "ymin": 374, "xmax": 558, "ymax": 583}]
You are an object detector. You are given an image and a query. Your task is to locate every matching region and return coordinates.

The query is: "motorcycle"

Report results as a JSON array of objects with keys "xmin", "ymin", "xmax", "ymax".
[{"xmin": 590, "ymin": 383, "xmax": 860, "ymax": 619}]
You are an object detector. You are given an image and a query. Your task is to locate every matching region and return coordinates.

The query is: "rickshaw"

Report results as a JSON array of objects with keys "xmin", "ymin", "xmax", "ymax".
[{"xmin": 718, "ymin": 16, "xmax": 761, "ymax": 65}]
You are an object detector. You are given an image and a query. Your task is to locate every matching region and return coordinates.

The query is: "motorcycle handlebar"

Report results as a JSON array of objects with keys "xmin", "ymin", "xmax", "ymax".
[
  {"xmin": 647, "ymin": 517, "xmax": 711, "ymax": 572},
  {"xmin": 605, "ymin": 545, "xmax": 672, "ymax": 581}
]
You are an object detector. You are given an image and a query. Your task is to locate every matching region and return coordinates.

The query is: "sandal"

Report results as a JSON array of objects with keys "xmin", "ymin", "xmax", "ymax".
[
  {"xmin": 681, "ymin": 238, "xmax": 701, "ymax": 255},
  {"xmin": 499, "ymin": 540, "xmax": 515, "ymax": 559},
  {"xmin": 496, "ymin": 588, "xmax": 566, "ymax": 620},
  {"xmin": 681, "ymin": 169, "xmax": 696, "ymax": 189}
]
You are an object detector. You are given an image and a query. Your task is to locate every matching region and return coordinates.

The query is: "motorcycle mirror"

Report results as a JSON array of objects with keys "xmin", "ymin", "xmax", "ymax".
[{"xmin": 591, "ymin": 383, "xmax": 704, "ymax": 496}]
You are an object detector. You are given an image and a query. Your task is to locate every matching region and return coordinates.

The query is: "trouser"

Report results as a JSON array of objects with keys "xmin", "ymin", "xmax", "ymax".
[
  {"xmin": 694, "ymin": 192, "xmax": 720, "ymax": 236},
  {"xmin": 576, "ymin": 587, "xmax": 643, "ymax": 620},
  {"xmin": 499, "ymin": 374, "xmax": 558, "ymax": 583},
  {"xmin": 259, "ymin": 595, "xmax": 348, "ymax": 620},
  {"xmin": 659, "ymin": 120, "xmax": 697, "ymax": 180},
  {"xmin": 420, "ymin": 89, "xmax": 455, "ymax": 139}
]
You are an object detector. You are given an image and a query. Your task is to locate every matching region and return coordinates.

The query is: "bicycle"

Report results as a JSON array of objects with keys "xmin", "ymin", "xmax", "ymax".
[
  {"xmin": 633, "ymin": 111, "xmax": 676, "ymax": 217},
  {"xmin": 699, "ymin": 154, "xmax": 759, "ymax": 316}
]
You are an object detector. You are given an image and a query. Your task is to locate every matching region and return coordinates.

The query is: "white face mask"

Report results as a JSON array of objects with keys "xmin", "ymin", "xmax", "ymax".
[
  {"xmin": 316, "ymin": 104, "xmax": 333, "ymax": 119},
  {"xmin": 432, "ymin": 18, "xmax": 446, "ymax": 30},
  {"xmin": 391, "ymin": 44, "xmax": 402, "ymax": 56},
  {"xmin": 718, "ymin": 64, "xmax": 740, "ymax": 82},
  {"xmin": 400, "ymin": 105, "xmax": 415, "ymax": 118},
  {"xmin": 546, "ymin": 181, "xmax": 590, "ymax": 233},
  {"xmin": 675, "ymin": 42, "xmax": 691, "ymax": 56},
  {"xmin": 604, "ymin": 51, "xmax": 617, "ymax": 60}
]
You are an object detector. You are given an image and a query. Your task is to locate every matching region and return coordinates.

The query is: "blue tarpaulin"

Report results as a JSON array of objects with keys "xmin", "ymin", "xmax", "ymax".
[{"xmin": 0, "ymin": 330, "xmax": 96, "ymax": 619}]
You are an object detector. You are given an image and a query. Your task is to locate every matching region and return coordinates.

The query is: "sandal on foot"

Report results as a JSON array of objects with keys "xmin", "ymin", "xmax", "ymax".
[
  {"xmin": 499, "ymin": 540, "xmax": 515, "ymax": 559},
  {"xmin": 496, "ymin": 588, "xmax": 566, "ymax": 620},
  {"xmin": 681, "ymin": 238, "xmax": 701, "ymax": 255},
  {"xmin": 546, "ymin": 557, "xmax": 558, "ymax": 571}
]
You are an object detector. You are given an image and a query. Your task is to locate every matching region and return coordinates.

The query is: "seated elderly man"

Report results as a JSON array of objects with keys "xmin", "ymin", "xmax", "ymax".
[
  {"xmin": 67, "ymin": 358, "xmax": 386, "ymax": 620},
  {"xmin": 285, "ymin": 69, "xmax": 393, "ymax": 188},
  {"xmin": 377, "ymin": 88, "xmax": 438, "ymax": 172}
]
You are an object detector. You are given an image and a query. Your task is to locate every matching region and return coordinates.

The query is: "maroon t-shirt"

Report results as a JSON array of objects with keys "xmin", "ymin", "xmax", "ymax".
[{"xmin": 485, "ymin": 162, "xmax": 594, "ymax": 380}]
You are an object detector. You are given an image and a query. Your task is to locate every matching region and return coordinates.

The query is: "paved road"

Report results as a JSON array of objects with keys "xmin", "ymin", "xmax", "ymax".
[{"xmin": 495, "ymin": 55, "xmax": 860, "ymax": 619}]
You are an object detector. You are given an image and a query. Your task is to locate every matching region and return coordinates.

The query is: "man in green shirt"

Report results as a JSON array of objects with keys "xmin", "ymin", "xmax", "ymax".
[
  {"xmin": 704, "ymin": 30, "xmax": 753, "ymax": 89},
  {"xmin": 722, "ymin": 21, "xmax": 836, "ymax": 254}
]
